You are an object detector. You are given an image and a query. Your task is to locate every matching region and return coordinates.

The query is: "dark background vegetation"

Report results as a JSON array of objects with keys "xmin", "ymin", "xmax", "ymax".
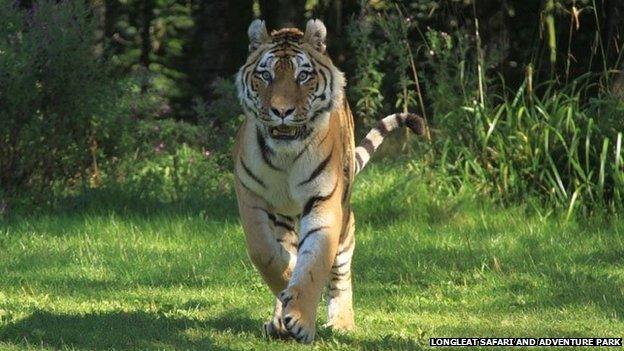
[
  {"xmin": 0, "ymin": 2, "xmax": 623, "ymax": 349},
  {"xmin": 0, "ymin": 0, "xmax": 623, "ymax": 215}
]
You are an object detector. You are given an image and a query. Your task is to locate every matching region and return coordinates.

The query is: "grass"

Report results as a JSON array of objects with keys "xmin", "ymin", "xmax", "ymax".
[
  {"xmin": 431, "ymin": 80, "xmax": 624, "ymax": 214},
  {"xmin": 0, "ymin": 161, "xmax": 623, "ymax": 350}
]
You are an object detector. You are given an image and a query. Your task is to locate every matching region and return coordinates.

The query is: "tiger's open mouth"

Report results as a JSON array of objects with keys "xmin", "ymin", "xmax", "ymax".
[{"xmin": 269, "ymin": 125, "xmax": 307, "ymax": 140}]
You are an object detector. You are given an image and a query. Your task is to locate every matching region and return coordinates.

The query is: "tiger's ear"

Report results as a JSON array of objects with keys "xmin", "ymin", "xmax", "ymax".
[
  {"xmin": 248, "ymin": 19, "xmax": 269, "ymax": 52},
  {"xmin": 303, "ymin": 19, "xmax": 327, "ymax": 54}
]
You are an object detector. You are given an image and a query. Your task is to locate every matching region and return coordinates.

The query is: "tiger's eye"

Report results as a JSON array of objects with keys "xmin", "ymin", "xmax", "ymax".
[
  {"xmin": 261, "ymin": 71, "xmax": 272, "ymax": 81},
  {"xmin": 297, "ymin": 71, "xmax": 309, "ymax": 83}
]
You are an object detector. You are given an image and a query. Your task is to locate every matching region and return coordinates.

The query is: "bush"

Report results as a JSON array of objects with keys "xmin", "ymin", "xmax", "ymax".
[
  {"xmin": 0, "ymin": 1, "xmax": 127, "ymax": 193},
  {"xmin": 432, "ymin": 81, "xmax": 624, "ymax": 215},
  {"xmin": 114, "ymin": 141, "xmax": 231, "ymax": 202}
]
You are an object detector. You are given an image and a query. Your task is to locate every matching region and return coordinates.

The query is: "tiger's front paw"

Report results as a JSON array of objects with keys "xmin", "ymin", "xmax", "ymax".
[
  {"xmin": 262, "ymin": 317, "xmax": 291, "ymax": 340},
  {"xmin": 278, "ymin": 287, "xmax": 316, "ymax": 343}
]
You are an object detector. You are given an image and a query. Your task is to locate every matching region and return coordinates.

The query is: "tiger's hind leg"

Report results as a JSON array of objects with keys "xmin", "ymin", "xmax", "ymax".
[{"xmin": 326, "ymin": 210, "xmax": 355, "ymax": 331}]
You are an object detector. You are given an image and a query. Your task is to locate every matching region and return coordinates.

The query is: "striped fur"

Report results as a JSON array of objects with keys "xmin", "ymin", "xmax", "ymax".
[
  {"xmin": 354, "ymin": 112, "xmax": 426, "ymax": 174},
  {"xmin": 233, "ymin": 19, "xmax": 426, "ymax": 344}
]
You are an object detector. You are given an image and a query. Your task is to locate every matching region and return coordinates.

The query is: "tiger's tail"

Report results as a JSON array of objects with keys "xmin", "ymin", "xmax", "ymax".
[{"xmin": 354, "ymin": 113, "xmax": 428, "ymax": 175}]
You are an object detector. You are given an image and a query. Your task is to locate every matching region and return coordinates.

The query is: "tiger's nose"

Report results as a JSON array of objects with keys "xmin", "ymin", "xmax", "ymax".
[{"xmin": 270, "ymin": 107, "xmax": 295, "ymax": 118}]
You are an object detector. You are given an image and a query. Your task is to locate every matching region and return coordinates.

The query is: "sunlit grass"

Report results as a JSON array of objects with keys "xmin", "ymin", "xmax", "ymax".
[{"xmin": 0, "ymin": 161, "xmax": 622, "ymax": 350}]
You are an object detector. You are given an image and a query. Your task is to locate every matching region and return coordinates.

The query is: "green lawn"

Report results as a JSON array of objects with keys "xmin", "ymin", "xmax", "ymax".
[{"xmin": 1, "ymin": 162, "xmax": 623, "ymax": 350}]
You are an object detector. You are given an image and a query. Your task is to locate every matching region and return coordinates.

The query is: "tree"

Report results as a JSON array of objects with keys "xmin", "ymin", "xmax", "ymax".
[
  {"xmin": 258, "ymin": 0, "xmax": 306, "ymax": 29},
  {"xmin": 185, "ymin": 0, "xmax": 253, "ymax": 107}
]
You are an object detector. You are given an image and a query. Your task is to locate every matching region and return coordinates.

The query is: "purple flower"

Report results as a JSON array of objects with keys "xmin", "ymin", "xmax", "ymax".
[
  {"xmin": 154, "ymin": 142, "xmax": 165, "ymax": 154},
  {"xmin": 159, "ymin": 104, "xmax": 171, "ymax": 116}
]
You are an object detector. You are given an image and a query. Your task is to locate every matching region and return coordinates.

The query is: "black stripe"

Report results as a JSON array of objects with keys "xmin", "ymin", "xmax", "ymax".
[
  {"xmin": 239, "ymin": 58, "xmax": 259, "ymax": 75},
  {"xmin": 299, "ymin": 148, "xmax": 333, "ymax": 186},
  {"xmin": 267, "ymin": 212, "xmax": 277, "ymax": 222},
  {"xmin": 275, "ymin": 221, "xmax": 294, "ymax": 231},
  {"xmin": 319, "ymin": 128, "xmax": 331, "ymax": 144},
  {"xmin": 311, "ymin": 93, "xmax": 326, "ymax": 104},
  {"xmin": 333, "ymin": 260, "xmax": 348, "ymax": 269},
  {"xmin": 279, "ymin": 214, "xmax": 295, "ymax": 221},
  {"xmin": 259, "ymin": 210, "xmax": 296, "ymax": 231},
  {"xmin": 297, "ymin": 126, "xmax": 313, "ymax": 140},
  {"xmin": 245, "ymin": 83, "xmax": 253, "ymax": 101},
  {"xmin": 338, "ymin": 235, "xmax": 355, "ymax": 256},
  {"xmin": 376, "ymin": 120, "xmax": 390, "ymax": 137},
  {"xmin": 293, "ymin": 141, "xmax": 312, "ymax": 162},
  {"xmin": 310, "ymin": 101, "xmax": 332, "ymax": 121},
  {"xmin": 256, "ymin": 127, "xmax": 282, "ymax": 171},
  {"xmin": 239, "ymin": 179, "xmax": 254, "ymax": 193},
  {"xmin": 361, "ymin": 138, "xmax": 375, "ymax": 156},
  {"xmin": 317, "ymin": 69, "xmax": 328, "ymax": 96},
  {"xmin": 397, "ymin": 113, "xmax": 407, "ymax": 126},
  {"xmin": 298, "ymin": 226, "xmax": 327, "ymax": 249},
  {"xmin": 243, "ymin": 71, "xmax": 253, "ymax": 103},
  {"xmin": 332, "ymin": 270, "xmax": 349, "ymax": 277},
  {"xmin": 355, "ymin": 152, "xmax": 364, "ymax": 168},
  {"xmin": 313, "ymin": 58, "xmax": 333, "ymax": 96},
  {"xmin": 310, "ymin": 58, "xmax": 334, "ymax": 118},
  {"xmin": 294, "ymin": 128, "xmax": 330, "ymax": 162},
  {"xmin": 269, "ymin": 214, "xmax": 293, "ymax": 230},
  {"xmin": 302, "ymin": 180, "xmax": 338, "ymax": 218},
  {"xmin": 240, "ymin": 159, "xmax": 266, "ymax": 188},
  {"xmin": 341, "ymin": 182, "xmax": 350, "ymax": 204},
  {"xmin": 236, "ymin": 175, "xmax": 262, "ymax": 198},
  {"xmin": 277, "ymin": 238, "xmax": 298, "ymax": 249}
]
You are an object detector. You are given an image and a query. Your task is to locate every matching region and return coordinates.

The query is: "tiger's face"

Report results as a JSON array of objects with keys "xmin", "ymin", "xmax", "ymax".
[{"xmin": 236, "ymin": 19, "xmax": 344, "ymax": 142}]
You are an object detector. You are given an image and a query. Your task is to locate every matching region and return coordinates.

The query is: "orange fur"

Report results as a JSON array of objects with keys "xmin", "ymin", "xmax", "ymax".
[{"xmin": 234, "ymin": 19, "xmax": 425, "ymax": 343}]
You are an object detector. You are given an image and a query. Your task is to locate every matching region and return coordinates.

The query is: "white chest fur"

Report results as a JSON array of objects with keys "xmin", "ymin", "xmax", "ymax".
[{"xmin": 236, "ymin": 119, "xmax": 336, "ymax": 216}]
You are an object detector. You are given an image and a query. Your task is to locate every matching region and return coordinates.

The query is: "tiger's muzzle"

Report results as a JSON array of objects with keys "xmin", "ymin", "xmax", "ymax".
[{"xmin": 269, "ymin": 124, "xmax": 309, "ymax": 140}]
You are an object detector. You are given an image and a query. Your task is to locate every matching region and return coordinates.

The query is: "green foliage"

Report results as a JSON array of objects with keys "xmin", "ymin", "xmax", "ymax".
[
  {"xmin": 431, "ymin": 80, "xmax": 624, "ymax": 214},
  {"xmin": 0, "ymin": 162, "xmax": 622, "ymax": 350},
  {"xmin": 96, "ymin": 113, "xmax": 235, "ymax": 205},
  {"xmin": 114, "ymin": 141, "xmax": 230, "ymax": 202},
  {"xmin": 346, "ymin": 13, "xmax": 386, "ymax": 127},
  {"xmin": 193, "ymin": 78, "xmax": 244, "ymax": 153},
  {"xmin": 377, "ymin": 9, "xmax": 418, "ymax": 113},
  {"xmin": 0, "ymin": 1, "xmax": 127, "ymax": 192},
  {"xmin": 108, "ymin": 0, "xmax": 194, "ymax": 96},
  {"xmin": 345, "ymin": 2, "xmax": 623, "ymax": 214},
  {"xmin": 2, "ymin": 0, "xmax": 622, "ymax": 218},
  {"xmin": 422, "ymin": 28, "xmax": 476, "ymax": 121}
]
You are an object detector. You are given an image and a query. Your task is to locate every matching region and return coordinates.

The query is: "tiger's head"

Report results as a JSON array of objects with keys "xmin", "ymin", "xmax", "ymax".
[{"xmin": 236, "ymin": 19, "xmax": 345, "ymax": 142}]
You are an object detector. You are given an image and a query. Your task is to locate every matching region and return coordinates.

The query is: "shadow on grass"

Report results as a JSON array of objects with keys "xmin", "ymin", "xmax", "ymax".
[
  {"xmin": 5, "ymin": 185, "xmax": 240, "ymax": 224},
  {"xmin": 0, "ymin": 309, "xmax": 260, "ymax": 350}
]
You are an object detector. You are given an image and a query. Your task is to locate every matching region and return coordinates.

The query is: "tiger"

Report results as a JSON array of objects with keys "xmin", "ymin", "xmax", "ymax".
[{"xmin": 233, "ymin": 18, "xmax": 427, "ymax": 343}]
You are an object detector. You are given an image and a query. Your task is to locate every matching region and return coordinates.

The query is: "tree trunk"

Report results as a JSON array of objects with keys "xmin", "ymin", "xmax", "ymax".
[
  {"xmin": 258, "ymin": 0, "xmax": 306, "ymax": 30},
  {"xmin": 91, "ymin": 0, "xmax": 106, "ymax": 59},
  {"xmin": 186, "ymin": 0, "xmax": 253, "ymax": 104},
  {"xmin": 140, "ymin": 0, "xmax": 153, "ymax": 69},
  {"xmin": 604, "ymin": 0, "xmax": 623, "ymax": 65}
]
